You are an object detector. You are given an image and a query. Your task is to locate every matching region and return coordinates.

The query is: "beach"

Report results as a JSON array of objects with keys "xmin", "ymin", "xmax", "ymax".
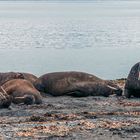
[{"xmin": 0, "ymin": 79, "xmax": 140, "ymax": 140}]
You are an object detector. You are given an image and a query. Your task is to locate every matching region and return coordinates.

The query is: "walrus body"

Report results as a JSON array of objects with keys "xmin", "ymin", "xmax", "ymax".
[
  {"xmin": 0, "ymin": 72, "xmax": 24, "ymax": 85},
  {"xmin": 0, "ymin": 72, "xmax": 38, "ymax": 86},
  {"xmin": 19, "ymin": 72, "xmax": 38, "ymax": 84},
  {"xmin": 124, "ymin": 62, "xmax": 140, "ymax": 98},
  {"xmin": 35, "ymin": 71, "xmax": 122, "ymax": 97},
  {"xmin": 2, "ymin": 79, "xmax": 42, "ymax": 105}
]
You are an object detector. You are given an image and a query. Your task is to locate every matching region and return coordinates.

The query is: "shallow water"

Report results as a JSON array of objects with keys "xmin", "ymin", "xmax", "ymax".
[{"xmin": 0, "ymin": 0, "xmax": 140, "ymax": 79}]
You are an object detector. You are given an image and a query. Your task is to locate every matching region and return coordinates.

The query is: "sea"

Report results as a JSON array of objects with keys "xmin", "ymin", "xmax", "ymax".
[{"xmin": 0, "ymin": 0, "xmax": 140, "ymax": 79}]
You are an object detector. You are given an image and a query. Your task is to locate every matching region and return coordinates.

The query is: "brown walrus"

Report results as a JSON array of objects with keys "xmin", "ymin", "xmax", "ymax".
[
  {"xmin": 0, "ymin": 86, "xmax": 11, "ymax": 108},
  {"xmin": 0, "ymin": 72, "xmax": 38, "ymax": 86},
  {"xmin": 18, "ymin": 72, "xmax": 38, "ymax": 84},
  {"xmin": 34, "ymin": 71, "xmax": 122, "ymax": 97},
  {"xmin": 1, "ymin": 79, "xmax": 42, "ymax": 105},
  {"xmin": 124, "ymin": 62, "xmax": 140, "ymax": 98},
  {"xmin": 0, "ymin": 72, "xmax": 24, "ymax": 85}
]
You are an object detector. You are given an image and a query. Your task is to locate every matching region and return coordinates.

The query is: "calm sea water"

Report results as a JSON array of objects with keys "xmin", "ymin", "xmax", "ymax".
[{"xmin": 0, "ymin": 0, "xmax": 140, "ymax": 79}]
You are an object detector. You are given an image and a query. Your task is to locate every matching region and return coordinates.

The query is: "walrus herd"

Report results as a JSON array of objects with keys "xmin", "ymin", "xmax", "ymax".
[{"xmin": 0, "ymin": 62, "xmax": 140, "ymax": 108}]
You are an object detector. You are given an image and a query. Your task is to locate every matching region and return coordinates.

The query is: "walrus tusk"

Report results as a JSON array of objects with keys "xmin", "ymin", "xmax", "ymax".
[
  {"xmin": 1, "ymin": 86, "xmax": 7, "ymax": 95},
  {"xmin": 107, "ymin": 85, "xmax": 117, "ymax": 90},
  {"xmin": 0, "ymin": 92, "xmax": 4, "ymax": 99},
  {"xmin": 0, "ymin": 86, "xmax": 8, "ymax": 100}
]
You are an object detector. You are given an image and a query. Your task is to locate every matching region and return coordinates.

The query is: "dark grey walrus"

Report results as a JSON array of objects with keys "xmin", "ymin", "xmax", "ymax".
[
  {"xmin": 34, "ymin": 71, "xmax": 122, "ymax": 97},
  {"xmin": 124, "ymin": 62, "xmax": 140, "ymax": 98}
]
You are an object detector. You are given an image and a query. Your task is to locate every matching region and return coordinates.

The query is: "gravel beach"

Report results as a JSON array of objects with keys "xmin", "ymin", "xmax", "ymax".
[{"xmin": 0, "ymin": 79, "xmax": 140, "ymax": 140}]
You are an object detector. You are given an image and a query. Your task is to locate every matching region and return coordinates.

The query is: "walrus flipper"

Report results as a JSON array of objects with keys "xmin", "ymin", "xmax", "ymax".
[
  {"xmin": 12, "ymin": 95, "xmax": 35, "ymax": 105},
  {"xmin": 66, "ymin": 90, "xmax": 89, "ymax": 97},
  {"xmin": 124, "ymin": 89, "xmax": 132, "ymax": 98},
  {"xmin": 66, "ymin": 82, "xmax": 94, "ymax": 97}
]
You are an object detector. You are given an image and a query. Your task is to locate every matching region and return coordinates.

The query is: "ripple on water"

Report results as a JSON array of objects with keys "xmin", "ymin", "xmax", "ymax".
[{"xmin": 0, "ymin": 17, "xmax": 140, "ymax": 49}]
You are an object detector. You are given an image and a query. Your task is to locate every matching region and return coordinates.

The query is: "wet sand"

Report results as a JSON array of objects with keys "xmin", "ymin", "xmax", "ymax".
[{"xmin": 0, "ymin": 79, "xmax": 140, "ymax": 140}]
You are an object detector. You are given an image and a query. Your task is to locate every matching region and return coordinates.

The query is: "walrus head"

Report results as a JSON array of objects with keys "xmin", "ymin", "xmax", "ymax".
[
  {"xmin": 107, "ymin": 85, "xmax": 122, "ymax": 96},
  {"xmin": 0, "ymin": 91, "xmax": 12, "ymax": 108},
  {"xmin": 24, "ymin": 95, "xmax": 35, "ymax": 105},
  {"xmin": 12, "ymin": 95, "xmax": 35, "ymax": 105},
  {"xmin": 34, "ymin": 79, "xmax": 45, "ymax": 93}
]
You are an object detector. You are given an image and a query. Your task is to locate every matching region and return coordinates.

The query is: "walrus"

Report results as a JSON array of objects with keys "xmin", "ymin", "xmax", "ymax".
[
  {"xmin": 1, "ymin": 79, "xmax": 42, "ymax": 105},
  {"xmin": 0, "ymin": 72, "xmax": 38, "ymax": 85},
  {"xmin": 34, "ymin": 71, "xmax": 122, "ymax": 97},
  {"xmin": 18, "ymin": 72, "xmax": 38, "ymax": 84},
  {"xmin": 0, "ymin": 72, "xmax": 24, "ymax": 85},
  {"xmin": 124, "ymin": 62, "xmax": 140, "ymax": 98},
  {"xmin": 0, "ymin": 86, "xmax": 11, "ymax": 108}
]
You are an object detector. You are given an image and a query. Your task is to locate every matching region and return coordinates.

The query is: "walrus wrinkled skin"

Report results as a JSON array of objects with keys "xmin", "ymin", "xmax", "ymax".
[
  {"xmin": 34, "ymin": 71, "xmax": 122, "ymax": 97},
  {"xmin": 2, "ymin": 79, "xmax": 42, "ymax": 105},
  {"xmin": 0, "ymin": 86, "xmax": 11, "ymax": 108},
  {"xmin": 124, "ymin": 62, "xmax": 140, "ymax": 98},
  {"xmin": 0, "ymin": 72, "xmax": 24, "ymax": 85},
  {"xmin": 0, "ymin": 72, "xmax": 38, "ymax": 85},
  {"xmin": 19, "ymin": 72, "xmax": 38, "ymax": 84}
]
